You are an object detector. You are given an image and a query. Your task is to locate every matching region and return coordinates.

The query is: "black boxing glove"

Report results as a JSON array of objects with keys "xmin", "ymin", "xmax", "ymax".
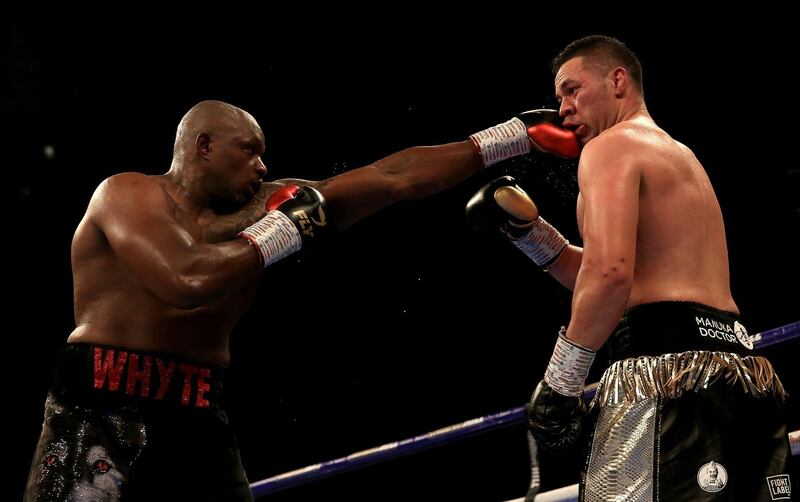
[
  {"xmin": 470, "ymin": 109, "xmax": 580, "ymax": 167},
  {"xmin": 239, "ymin": 185, "xmax": 328, "ymax": 267},
  {"xmin": 526, "ymin": 328, "xmax": 595, "ymax": 455},
  {"xmin": 466, "ymin": 176, "xmax": 568, "ymax": 268}
]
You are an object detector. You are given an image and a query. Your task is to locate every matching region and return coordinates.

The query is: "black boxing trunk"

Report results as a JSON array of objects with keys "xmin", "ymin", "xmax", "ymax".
[
  {"xmin": 25, "ymin": 342, "xmax": 253, "ymax": 502},
  {"xmin": 579, "ymin": 302, "xmax": 791, "ymax": 501},
  {"xmin": 607, "ymin": 301, "xmax": 755, "ymax": 363}
]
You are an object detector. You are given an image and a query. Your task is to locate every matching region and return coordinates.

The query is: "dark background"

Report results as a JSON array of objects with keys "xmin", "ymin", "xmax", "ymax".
[{"xmin": 7, "ymin": 5, "xmax": 799, "ymax": 501}]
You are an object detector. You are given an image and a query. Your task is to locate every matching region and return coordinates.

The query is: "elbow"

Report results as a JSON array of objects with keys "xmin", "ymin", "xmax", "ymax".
[
  {"xmin": 166, "ymin": 273, "xmax": 214, "ymax": 310},
  {"xmin": 396, "ymin": 175, "xmax": 448, "ymax": 201},
  {"xmin": 601, "ymin": 267, "xmax": 634, "ymax": 290},
  {"xmin": 583, "ymin": 258, "xmax": 634, "ymax": 290},
  {"xmin": 379, "ymin": 147, "xmax": 449, "ymax": 201}
]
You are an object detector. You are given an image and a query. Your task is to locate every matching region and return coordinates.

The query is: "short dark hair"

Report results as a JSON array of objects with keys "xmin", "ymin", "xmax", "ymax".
[{"xmin": 551, "ymin": 35, "xmax": 643, "ymax": 93}]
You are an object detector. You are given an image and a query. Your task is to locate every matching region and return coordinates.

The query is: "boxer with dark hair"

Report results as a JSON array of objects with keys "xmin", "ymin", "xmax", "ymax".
[{"xmin": 468, "ymin": 36, "xmax": 790, "ymax": 501}]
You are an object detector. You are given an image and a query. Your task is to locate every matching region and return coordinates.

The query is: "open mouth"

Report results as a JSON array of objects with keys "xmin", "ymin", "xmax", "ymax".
[{"xmin": 571, "ymin": 124, "xmax": 586, "ymax": 136}]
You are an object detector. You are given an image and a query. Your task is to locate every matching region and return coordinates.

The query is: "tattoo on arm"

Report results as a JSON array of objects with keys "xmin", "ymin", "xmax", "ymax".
[
  {"xmin": 203, "ymin": 180, "xmax": 330, "ymax": 243},
  {"xmin": 274, "ymin": 178, "xmax": 329, "ymax": 191},
  {"xmin": 203, "ymin": 188, "xmax": 270, "ymax": 243}
]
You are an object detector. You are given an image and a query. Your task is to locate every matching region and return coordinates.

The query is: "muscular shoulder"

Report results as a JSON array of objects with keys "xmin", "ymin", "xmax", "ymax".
[
  {"xmin": 100, "ymin": 172, "xmax": 166, "ymax": 193},
  {"xmin": 584, "ymin": 125, "xmax": 650, "ymax": 159},
  {"xmin": 578, "ymin": 128, "xmax": 644, "ymax": 184},
  {"xmin": 89, "ymin": 172, "xmax": 174, "ymax": 220}
]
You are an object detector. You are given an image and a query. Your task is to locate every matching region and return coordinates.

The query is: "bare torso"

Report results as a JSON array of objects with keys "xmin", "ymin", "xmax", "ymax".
[
  {"xmin": 67, "ymin": 175, "xmax": 277, "ymax": 366},
  {"xmin": 64, "ymin": 141, "xmax": 483, "ymax": 366},
  {"xmin": 576, "ymin": 117, "xmax": 738, "ymax": 313}
]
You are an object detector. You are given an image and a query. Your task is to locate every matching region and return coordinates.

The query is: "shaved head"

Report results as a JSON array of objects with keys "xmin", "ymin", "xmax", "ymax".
[
  {"xmin": 166, "ymin": 100, "xmax": 267, "ymax": 211},
  {"xmin": 173, "ymin": 100, "xmax": 261, "ymax": 159}
]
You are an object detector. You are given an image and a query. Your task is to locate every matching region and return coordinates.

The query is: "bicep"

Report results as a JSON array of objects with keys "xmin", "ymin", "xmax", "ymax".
[
  {"xmin": 93, "ymin": 178, "xmax": 198, "ymax": 294},
  {"xmin": 579, "ymin": 154, "xmax": 640, "ymax": 264}
]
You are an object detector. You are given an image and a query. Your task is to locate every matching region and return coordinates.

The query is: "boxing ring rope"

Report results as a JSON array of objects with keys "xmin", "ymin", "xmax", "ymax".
[{"xmin": 250, "ymin": 320, "xmax": 800, "ymax": 499}]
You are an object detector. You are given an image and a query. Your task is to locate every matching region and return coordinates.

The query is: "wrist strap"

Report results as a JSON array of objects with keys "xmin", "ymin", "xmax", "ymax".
[
  {"xmin": 544, "ymin": 329, "xmax": 595, "ymax": 396},
  {"xmin": 238, "ymin": 211, "xmax": 302, "ymax": 268},
  {"xmin": 470, "ymin": 117, "xmax": 531, "ymax": 167},
  {"xmin": 512, "ymin": 216, "xmax": 568, "ymax": 267}
]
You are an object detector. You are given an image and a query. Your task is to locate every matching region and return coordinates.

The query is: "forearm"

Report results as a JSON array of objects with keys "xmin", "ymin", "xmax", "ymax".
[
  {"xmin": 320, "ymin": 141, "xmax": 482, "ymax": 231},
  {"xmin": 566, "ymin": 266, "xmax": 632, "ymax": 350},
  {"xmin": 170, "ymin": 240, "xmax": 259, "ymax": 308},
  {"xmin": 203, "ymin": 188, "xmax": 270, "ymax": 242},
  {"xmin": 528, "ymin": 260, "xmax": 624, "ymax": 457},
  {"xmin": 546, "ymin": 245, "xmax": 582, "ymax": 291},
  {"xmin": 373, "ymin": 141, "xmax": 483, "ymax": 199}
]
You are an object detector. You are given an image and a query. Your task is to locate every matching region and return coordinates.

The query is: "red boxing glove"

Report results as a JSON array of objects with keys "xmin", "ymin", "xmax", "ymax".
[
  {"xmin": 240, "ymin": 185, "xmax": 329, "ymax": 268},
  {"xmin": 470, "ymin": 109, "xmax": 580, "ymax": 167},
  {"xmin": 526, "ymin": 121, "xmax": 580, "ymax": 159},
  {"xmin": 265, "ymin": 185, "xmax": 301, "ymax": 210}
]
